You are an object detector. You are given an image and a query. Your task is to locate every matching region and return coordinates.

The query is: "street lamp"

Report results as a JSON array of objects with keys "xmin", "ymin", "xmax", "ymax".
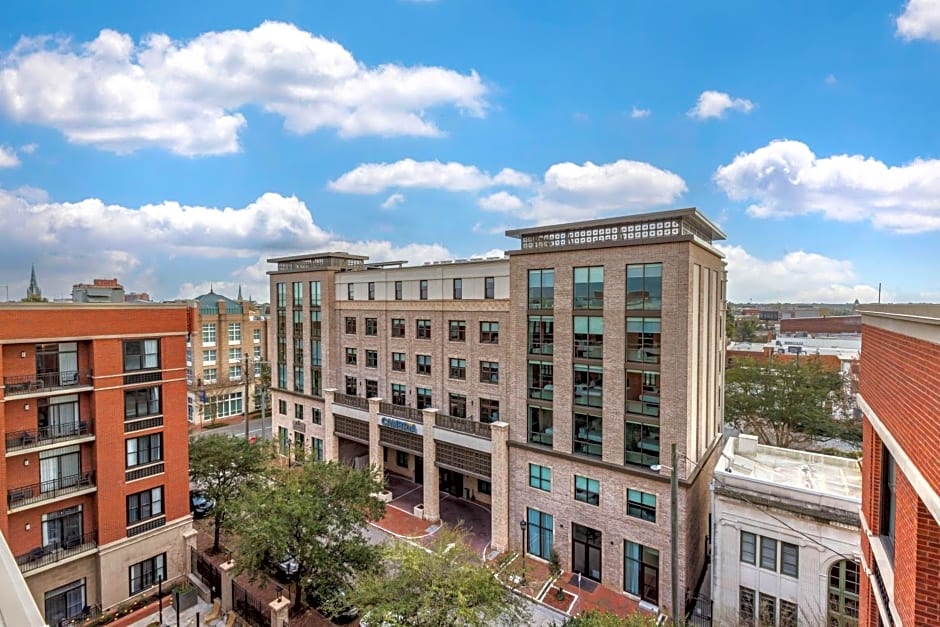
[
  {"xmin": 519, "ymin": 520, "xmax": 528, "ymax": 585},
  {"xmin": 651, "ymin": 442, "xmax": 680, "ymax": 626}
]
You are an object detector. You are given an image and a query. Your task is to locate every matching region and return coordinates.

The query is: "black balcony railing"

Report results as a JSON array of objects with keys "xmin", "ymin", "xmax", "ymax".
[
  {"xmin": 435, "ymin": 413, "xmax": 492, "ymax": 439},
  {"xmin": 15, "ymin": 531, "xmax": 97, "ymax": 573},
  {"xmin": 379, "ymin": 402, "xmax": 422, "ymax": 422},
  {"xmin": 2, "ymin": 371, "xmax": 92, "ymax": 397},
  {"xmin": 5, "ymin": 420, "xmax": 93, "ymax": 452},
  {"xmin": 334, "ymin": 393, "xmax": 369, "ymax": 411},
  {"xmin": 7, "ymin": 471, "xmax": 96, "ymax": 509}
]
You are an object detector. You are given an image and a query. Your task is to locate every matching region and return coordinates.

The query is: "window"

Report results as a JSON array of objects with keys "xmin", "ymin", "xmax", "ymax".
[
  {"xmin": 311, "ymin": 368, "xmax": 322, "ymax": 396},
  {"xmin": 38, "ymin": 394, "xmax": 80, "ymax": 439},
  {"xmin": 828, "ymin": 560, "xmax": 860, "ymax": 626},
  {"xmin": 781, "ymin": 542, "xmax": 799, "ymax": 578},
  {"xmin": 368, "ymin": 282, "xmax": 375, "ymax": 300},
  {"xmin": 345, "ymin": 376, "xmax": 358, "ymax": 396},
  {"xmin": 484, "ymin": 276, "xmax": 495, "ymax": 299},
  {"xmin": 253, "ymin": 345, "xmax": 261, "ymax": 360},
  {"xmin": 292, "ymin": 281, "xmax": 303, "ymax": 304},
  {"xmin": 477, "ymin": 479, "xmax": 491, "ymax": 495},
  {"xmin": 627, "ymin": 317, "xmax": 661, "ymax": 363},
  {"xmin": 202, "ymin": 324, "xmax": 216, "ymax": 344},
  {"xmin": 528, "ymin": 405, "xmax": 553, "ymax": 446},
  {"xmin": 125, "ymin": 387, "xmax": 161, "ymax": 419},
  {"xmin": 528, "ymin": 361, "xmax": 553, "ymax": 400},
  {"xmin": 312, "ymin": 408, "xmax": 322, "ymax": 425},
  {"xmin": 312, "ymin": 438, "xmax": 324, "ymax": 462},
  {"xmin": 780, "ymin": 600, "xmax": 798, "ymax": 627},
  {"xmin": 573, "ymin": 266, "xmax": 604, "ymax": 309},
  {"xmin": 573, "ymin": 316, "xmax": 603, "ymax": 359},
  {"xmin": 311, "ymin": 340, "xmax": 322, "ymax": 366},
  {"xmin": 228, "ymin": 323, "xmax": 241, "ymax": 343},
  {"xmin": 129, "ymin": 554, "xmax": 166, "ymax": 595},
  {"xmin": 127, "ymin": 487, "xmax": 164, "ymax": 525},
  {"xmin": 528, "ymin": 315, "xmax": 554, "ymax": 355},
  {"xmin": 290, "ymin": 403, "xmax": 302, "ymax": 422},
  {"xmin": 626, "ymin": 370, "xmax": 660, "ymax": 417},
  {"xmin": 213, "ymin": 391, "xmax": 243, "ymax": 418},
  {"xmin": 42, "ymin": 505, "xmax": 82, "ymax": 551},
  {"xmin": 392, "ymin": 318, "xmax": 406, "ymax": 338},
  {"xmin": 416, "ymin": 387, "xmax": 432, "ymax": 409},
  {"xmin": 228, "ymin": 347, "xmax": 241, "ymax": 363},
  {"xmin": 574, "ymin": 475, "xmax": 600, "ymax": 506},
  {"xmin": 124, "ymin": 339, "xmax": 160, "ymax": 371},
  {"xmin": 739, "ymin": 587, "xmax": 756, "ymax": 625},
  {"xmin": 347, "ymin": 284, "xmax": 355, "ymax": 300},
  {"xmin": 448, "ymin": 394, "xmax": 467, "ymax": 418},
  {"xmin": 480, "ymin": 361, "xmax": 499, "ymax": 384},
  {"xmin": 449, "ymin": 358, "xmax": 466, "ymax": 380},
  {"xmin": 345, "ymin": 347, "xmax": 357, "ymax": 365},
  {"xmin": 365, "ymin": 318, "xmax": 378, "ymax": 336},
  {"xmin": 627, "ymin": 263, "xmax": 663, "ymax": 310},
  {"xmin": 345, "ymin": 317, "xmax": 357, "ymax": 334},
  {"xmin": 573, "ymin": 412, "xmax": 602, "ymax": 458},
  {"xmin": 126, "ymin": 434, "xmax": 163, "ymax": 468},
  {"xmin": 624, "ymin": 422, "xmax": 659, "ymax": 467},
  {"xmin": 394, "ymin": 281, "xmax": 403, "ymax": 300},
  {"xmin": 574, "ymin": 364, "xmax": 603, "ymax": 407},
  {"xmin": 758, "ymin": 593, "xmax": 777, "ymax": 626},
  {"xmin": 277, "ymin": 282, "xmax": 286, "ymax": 307},
  {"xmin": 453, "ymin": 278, "xmax": 462, "ymax": 299},
  {"xmin": 278, "ymin": 399, "xmax": 287, "ymax": 415},
  {"xmin": 624, "ymin": 541, "xmax": 659, "ymax": 604},
  {"xmin": 366, "ymin": 350, "xmax": 378, "ymax": 368},
  {"xmin": 203, "ymin": 349, "xmax": 216, "ymax": 365},
  {"xmin": 760, "ymin": 537, "xmax": 777, "ymax": 571},
  {"xmin": 526, "ymin": 508, "xmax": 554, "ymax": 559},
  {"xmin": 740, "ymin": 531, "xmax": 756, "ymax": 565},
  {"xmin": 627, "ymin": 490, "xmax": 656, "ymax": 522},
  {"xmin": 420, "ymin": 279, "xmax": 428, "ymax": 300},
  {"xmin": 881, "ymin": 446, "xmax": 896, "ymax": 559},
  {"xmin": 392, "ymin": 352, "xmax": 406, "ymax": 372},
  {"xmin": 278, "ymin": 427, "xmax": 289, "ymax": 456},
  {"xmin": 310, "ymin": 280, "xmax": 321, "ymax": 306},
  {"xmin": 391, "ymin": 383, "xmax": 406, "ymax": 406},
  {"xmin": 253, "ymin": 328, "xmax": 261, "ymax": 342},
  {"xmin": 416, "ymin": 354, "xmax": 432, "ymax": 375},
  {"xmin": 44, "ymin": 579, "xmax": 86, "ymax": 625},
  {"xmin": 480, "ymin": 321, "xmax": 499, "ymax": 343},
  {"xmin": 449, "ymin": 320, "xmax": 466, "ymax": 341},
  {"xmin": 480, "ymin": 398, "xmax": 500, "ymax": 423},
  {"xmin": 396, "ymin": 451, "xmax": 409, "ymax": 468},
  {"xmin": 529, "ymin": 464, "xmax": 551, "ymax": 491},
  {"xmin": 416, "ymin": 319, "xmax": 431, "ymax": 339},
  {"xmin": 528, "ymin": 269, "xmax": 555, "ymax": 309}
]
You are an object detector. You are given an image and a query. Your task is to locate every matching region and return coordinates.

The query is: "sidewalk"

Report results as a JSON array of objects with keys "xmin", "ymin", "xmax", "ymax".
[{"xmin": 127, "ymin": 598, "xmax": 218, "ymax": 627}]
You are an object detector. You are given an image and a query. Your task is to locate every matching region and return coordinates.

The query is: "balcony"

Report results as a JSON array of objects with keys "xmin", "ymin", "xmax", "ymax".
[
  {"xmin": 5, "ymin": 420, "xmax": 94, "ymax": 455},
  {"xmin": 2, "ymin": 371, "xmax": 92, "ymax": 397},
  {"xmin": 334, "ymin": 393, "xmax": 369, "ymax": 411},
  {"xmin": 435, "ymin": 413, "xmax": 491, "ymax": 440},
  {"xmin": 7, "ymin": 471, "xmax": 96, "ymax": 510},
  {"xmin": 15, "ymin": 532, "xmax": 97, "ymax": 574},
  {"xmin": 379, "ymin": 402, "xmax": 422, "ymax": 422}
]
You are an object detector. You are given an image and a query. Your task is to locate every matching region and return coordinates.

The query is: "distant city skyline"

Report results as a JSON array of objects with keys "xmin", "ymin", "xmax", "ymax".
[{"xmin": 0, "ymin": 0, "xmax": 938, "ymax": 303}]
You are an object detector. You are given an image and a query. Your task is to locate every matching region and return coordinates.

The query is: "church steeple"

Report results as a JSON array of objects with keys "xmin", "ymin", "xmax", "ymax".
[
  {"xmin": 237, "ymin": 284, "xmax": 243, "ymax": 301},
  {"xmin": 25, "ymin": 264, "xmax": 42, "ymax": 301}
]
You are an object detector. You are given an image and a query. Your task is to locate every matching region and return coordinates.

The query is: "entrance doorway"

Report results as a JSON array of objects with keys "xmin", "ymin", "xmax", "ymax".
[
  {"xmin": 439, "ymin": 468, "xmax": 463, "ymax": 497},
  {"xmin": 414, "ymin": 456, "xmax": 424, "ymax": 485},
  {"xmin": 572, "ymin": 523, "xmax": 603, "ymax": 582}
]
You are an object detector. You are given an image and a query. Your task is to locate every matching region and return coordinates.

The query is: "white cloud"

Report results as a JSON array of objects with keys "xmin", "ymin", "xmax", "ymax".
[
  {"xmin": 714, "ymin": 139, "xmax": 940, "ymax": 233},
  {"xmin": 0, "ymin": 145, "xmax": 19, "ymax": 168},
  {"xmin": 380, "ymin": 193, "xmax": 405, "ymax": 209},
  {"xmin": 19, "ymin": 143, "xmax": 37, "ymax": 154},
  {"xmin": 897, "ymin": 0, "xmax": 940, "ymax": 41},
  {"xmin": 0, "ymin": 22, "xmax": 488, "ymax": 156},
  {"xmin": 630, "ymin": 106, "xmax": 651, "ymax": 119},
  {"xmin": 328, "ymin": 159, "xmax": 532, "ymax": 193},
  {"xmin": 479, "ymin": 191, "xmax": 523, "ymax": 211},
  {"xmin": 825, "ymin": 74, "xmax": 838, "ymax": 85},
  {"xmin": 719, "ymin": 244, "xmax": 881, "ymax": 303},
  {"xmin": 687, "ymin": 90, "xmax": 754, "ymax": 120}
]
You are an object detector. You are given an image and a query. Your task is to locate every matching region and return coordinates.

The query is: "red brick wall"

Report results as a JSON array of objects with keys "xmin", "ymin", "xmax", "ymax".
[
  {"xmin": 780, "ymin": 315, "xmax": 861, "ymax": 334},
  {"xmin": 915, "ymin": 497, "xmax": 940, "ymax": 624},
  {"xmin": 894, "ymin": 471, "xmax": 918, "ymax": 624}
]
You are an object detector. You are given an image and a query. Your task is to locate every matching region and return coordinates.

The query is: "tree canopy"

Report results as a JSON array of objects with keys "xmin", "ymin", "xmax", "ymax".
[
  {"xmin": 189, "ymin": 433, "xmax": 269, "ymax": 552},
  {"xmin": 561, "ymin": 610, "xmax": 659, "ymax": 626},
  {"xmin": 231, "ymin": 461, "xmax": 386, "ymax": 609},
  {"xmin": 725, "ymin": 356, "xmax": 858, "ymax": 449},
  {"xmin": 349, "ymin": 527, "xmax": 529, "ymax": 627}
]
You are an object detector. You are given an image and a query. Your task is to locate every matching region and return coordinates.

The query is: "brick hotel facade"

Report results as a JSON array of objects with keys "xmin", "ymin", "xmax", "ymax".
[
  {"xmin": 0, "ymin": 303, "xmax": 194, "ymax": 625},
  {"xmin": 268, "ymin": 208, "xmax": 726, "ymax": 618}
]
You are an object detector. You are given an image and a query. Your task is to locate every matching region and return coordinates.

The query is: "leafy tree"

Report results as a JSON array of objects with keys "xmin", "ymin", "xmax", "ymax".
[
  {"xmin": 232, "ymin": 461, "xmax": 385, "ymax": 610},
  {"xmin": 725, "ymin": 356, "xmax": 856, "ymax": 449},
  {"xmin": 725, "ymin": 304, "xmax": 736, "ymax": 339},
  {"xmin": 349, "ymin": 527, "xmax": 530, "ymax": 626},
  {"xmin": 189, "ymin": 434, "xmax": 269, "ymax": 553},
  {"xmin": 560, "ymin": 610, "xmax": 658, "ymax": 626},
  {"xmin": 732, "ymin": 318, "xmax": 758, "ymax": 342}
]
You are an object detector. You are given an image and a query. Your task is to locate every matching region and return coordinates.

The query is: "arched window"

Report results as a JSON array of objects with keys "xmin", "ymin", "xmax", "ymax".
[{"xmin": 828, "ymin": 560, "xmax": 860, "ymax": 626}]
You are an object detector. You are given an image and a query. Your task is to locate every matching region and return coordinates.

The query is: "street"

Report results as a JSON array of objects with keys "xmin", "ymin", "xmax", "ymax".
[{"xmin": 191, "ymin": 415, "xmax": 271, "ymax": 440}]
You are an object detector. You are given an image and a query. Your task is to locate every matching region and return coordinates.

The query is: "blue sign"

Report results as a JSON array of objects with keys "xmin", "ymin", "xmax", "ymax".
[{"xmin": 380, "ymin": 416, "xmax": 418, "ymax": 434}]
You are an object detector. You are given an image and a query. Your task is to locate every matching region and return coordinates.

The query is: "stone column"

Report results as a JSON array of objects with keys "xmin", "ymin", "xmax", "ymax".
[
  {"xmin": 368, "ymin": 397, "xmax": 384, "ymax": 479},
  {"xmin": 323, "ymin": 388, "xmax": 339, "ymax": 462},
  {"xmin": 182, "ymin": 529, "xmax": 197, "ymax": 576},
  {"xmin": 218, "ymin": 559, "xmax": 236, "ymax": 612},
  {"xmin": 269, "ymin": 592, "xmax": 291, "ymax": 627},
  {"xmin": 421, "ymin": 408, "xmax": 440, "ymax": 523},
  {"xmin": 489, "ymin": 421, "xmax": 510, "ymax": 553}
]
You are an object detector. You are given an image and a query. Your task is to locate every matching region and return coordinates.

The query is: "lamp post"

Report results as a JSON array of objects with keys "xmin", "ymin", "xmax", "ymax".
[
  {"xmin": 157, "ymin": 575, "xmax": 164, "ymax": 624},
  {"xmin": 519, "ymin": 520, "xmax": 528, "ymax": 585},
  {"xmin": 652, "ymin": 443, "xmax": 680, "ymax": 626},
  {"xmin": 243, "ymin": 351, "xmax": 251, "ymax": 440}
]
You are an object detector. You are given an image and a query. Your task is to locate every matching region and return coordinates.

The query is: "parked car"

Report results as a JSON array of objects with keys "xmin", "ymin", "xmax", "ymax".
[
  {"xmin": 307, "ymin": 586, "xmax": 359, "ymax": 624},
  {"xmin": 189, "ymin": 490, "xmax": 215, "ymax": 518},
  {"xmin": 275, "ymin": 554, "xmax": 299, "ymax": 581}
]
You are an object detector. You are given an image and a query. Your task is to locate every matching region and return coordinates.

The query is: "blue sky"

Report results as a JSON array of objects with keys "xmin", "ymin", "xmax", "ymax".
[{"xmin": 0, "ymin": 0, "xmax": 938, "ymax": 303}]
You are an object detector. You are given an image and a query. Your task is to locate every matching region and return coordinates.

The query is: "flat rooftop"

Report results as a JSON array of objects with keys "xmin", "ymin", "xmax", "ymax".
[{"xmin": 717, "ymin": 436, "xmax": 861, "ymax": 500}]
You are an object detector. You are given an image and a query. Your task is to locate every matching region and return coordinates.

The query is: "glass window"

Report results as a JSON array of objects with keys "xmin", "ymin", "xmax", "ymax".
[
  {"xmin": 312, "ymin": 438, "xmax": 324, "ymax": 462},
  {"xmin": 416, "ymin": 354, "xmax": 432, "ymax": 375},
  {"xmin": 44, "ymin": 579, "xmax": 86, "ymax": 625},
  {"xmin": 420, "ymin": 280, "xmax": 428, "ymax": 300},
  {"xmin": 480, "ymin": 321, "xmax": 499, "ymax": 344},
  {"xmin": 760, "ymin": 537, "xmax": 777, "ymax": 571},
  {"xmin": 739, "ymin": 587, "xmax": 756, "ymax": 625},
  {"xmin": 627, "ymin": 489, "xmax": 656, "ymax": 522},
  {"xmin": 294, "ymin": 403, "xmax": 304, "ymax": 421},
  {"xmin": 345, "ymin": 317, "xmax": 357, "ymax": 334},
  {"xmin": 528, "ymin": 405, "xmax": 553, "ymax": 446},
  {"xmin": 528, "ymin": 269, "xmax": 554, "ymax": 309},
  {"xmin": 416, "ymin": 387, "xmax": 432, "ymax": 409},
  {"xmin": 448, "ymin": 394, "xmax": 467, "ymax": 418},
  {"xmin": 347, "ymin": 283, "xmax": 355, "ymax": 300},
  {"xmin": 626, "ymin": 370, "xmax": 660, "ymax": 418},
  {"xmin": 201, "ymin": 324, "xmax": 216, "ymax": 344},
  {"xmin": 449, "ymin": 320, "xmax": 466, "ymax": 341},
  {"xmin": 528, "ymin": 361, "xmax": 554, "ymax": 400},
  {"xmin": 124, "ymin": 339, "xmax": 160, "ymax": 371},
  {"xmin": 573, "ymin": 316, "xmax": 603, "ymax": 359},
  {"xmin": 309, "ymin": 281, "xmax": 321, "ymax": 306},
  {"xmin": 392, "ymin": 352, "xmax": 406, "ymax": 372},
  {"xmin": 480, "ymin": 398, "xmax": 500, "ymax": 423},
  {"xmin": 453, "ymin": 278, "xmax": 462, "ymax": 299},
  {"xmin": 368, "ymin": 282, "xmax": 375, "ymax": 300},
  {"xmin": 781, "ymin": 542, "xmax": 799, "ymax": 578},
  {"xmin": 624, "ymin": 541, "xmax": 659, "ymax": 604},
  {"xmin": 396, "ymin": 450, "xmax": 409, "ymax": 468},
  {"xmin": 758, "ymin": 593, "xmax": 777, "ymax": 626},
  {"xmin": 228, "ymin": 323, "xmax": 241, "ymax": 343},
  {"xmin": 624, "ymin": 421, "xmax": 660, "ymax": 467},
  {"xmin": 573, "ymin": 266, "xmax": 604, "ymax": 309},
  {"xmin": 416, "ymin": 319, "xmax": 432, "ymax": 339},
  {"xmin": 484, "ymin": 276, "xmax": 495, "ymax": 299},
  {"xmin": 881, "ymin": 446, "xmax": 896, "ymax": 559},
  {"xmin": 477, "ymin": 480, "xmax": 491, "ymax": 495},
  {"xmin": 526, "ymin": 508, "xmax": 554, "ymax": 559},
  {"xmin": 394, "ymin": 281, "xmax": 403, "ymax": 300},
  {"xmin": 740, "ymin": 531, "xmax": 756, "ymax": 564},
  {"xmin": 292, "ymin": 281, "xmax": 303, "ymax": 304},
  {"xmin": 780, "ymin": 600, "xmax": 798, "ymax": 627},
  {"xmin": 449, "ymin": 358, "xmax": 466, "ymax": 380},
  {"xmin": 365, "ymin": 318, "xmax": 378, "ymax": 335},
  {"xmin": 480, "ymin": 361, "xmax": 499, "ymax": 384},
  {"xmin": 627, "ymin": 263, "xmax": 662, "ymax": 310},
  {"xmin": 228, "ymin": 347, "xmax": 241, "ymax": 363},
  {"xmin": 574, "ymin": 364, "xmax": 603, "ymax": 408},
  {"xmin": 127, "ymin": 487, "xmax": 164, "ymax": 525},
  {"xmin": 312, "ymin": 408, "xmax": 322, "ymax": 425},
  {"xmin": 528, "ymin": 315, "xmax": 554, "ymax": 355},
  {"xmin": 574, "ymin": 475, "xmax": 600, "ymax": 506},
  {"xmin": 391, "ymin": 383, "xmax": 406, "ymax": 406},
  {"xmin": 276, "ymin": 282, "xmax": 287, "ymax": 308},
  {"xmin": 345, "ymin": 376, "xmax": 357, "ymax": 396},
  {"xmin": 626, "ymin": 317, "xmax": 661, "ymax": 363},
  {"xmin": 828, "ymin": 560, "xmax": 860, "ymax": 626},
  {"xmin": 573, "ymin": 412, "xmax": 602, "ymax": 458},
  {"xmin": 125, "ymin": 387, "xmax": 161, "ymax": 419},
  {"xmin": 392, "ymin": 318, "xmax": 406, "ymax": 338},
  {"xmin": 366, "ymin": 350, "xmax": 378, "ymax": 368},
  {"xmin": 126, "ymin": 434, "xmax": 163, "ymax": 468},
  {"xmin": 529, "ymin": 464, "xmax": 551, "ymax": 491},
  {"xmin": 129, "ymin": 553, "xmax": 166, "ymax": 595}
]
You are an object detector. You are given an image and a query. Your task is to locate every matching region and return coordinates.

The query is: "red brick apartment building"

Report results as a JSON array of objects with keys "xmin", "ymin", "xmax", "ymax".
[
  {"xmin": 0, "ymin": 303, "xmax": 194, "ymax": 625},
  {"xmin": 858, "ymin": 305, "xmax": 940, "ymax": 626}
]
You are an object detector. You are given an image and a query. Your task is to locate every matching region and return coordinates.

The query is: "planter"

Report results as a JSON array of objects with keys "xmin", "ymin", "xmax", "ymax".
[
  {"xmin": 413, "ymin": 503, "xmax": 425, "ymax": 517},
  {"xmin": 377, "ymin": 490, "xmax": 393, "ymax": 503},
  {"xmin": 173, "ymin": 587, "xmax": 198, "ymax": 612}
]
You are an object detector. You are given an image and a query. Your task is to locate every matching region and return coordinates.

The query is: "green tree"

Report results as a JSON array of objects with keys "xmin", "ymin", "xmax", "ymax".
[
  {"xmin": 561, "ymin": 610, "xmax": 658, "ymax": 626},
  {"xmin": 350, "ymin": 527, "xmax": 529, "ymax": 626},
  {"xmin": 732, "ymin": 318, "xmax": 758, "ymax": 342},
  {"xmin": 232, "ymin": 461, "xmax": 385, "ymax": 610},
  {"xmin": 725, "ymin": 357, "xmax": 855, "ymax": 449},
  {"xmin": 725, "ymin": 304, "xmax": 736, "ymax": 339},
  {"xmin": 189, "ymin": 434, "xmax": 269, "ymax": 553}
]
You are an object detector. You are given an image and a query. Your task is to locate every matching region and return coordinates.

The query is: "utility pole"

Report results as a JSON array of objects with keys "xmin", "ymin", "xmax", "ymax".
[{"xmin": 243, "ymin": 351, "xmax": 251, "ymax": 440}]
